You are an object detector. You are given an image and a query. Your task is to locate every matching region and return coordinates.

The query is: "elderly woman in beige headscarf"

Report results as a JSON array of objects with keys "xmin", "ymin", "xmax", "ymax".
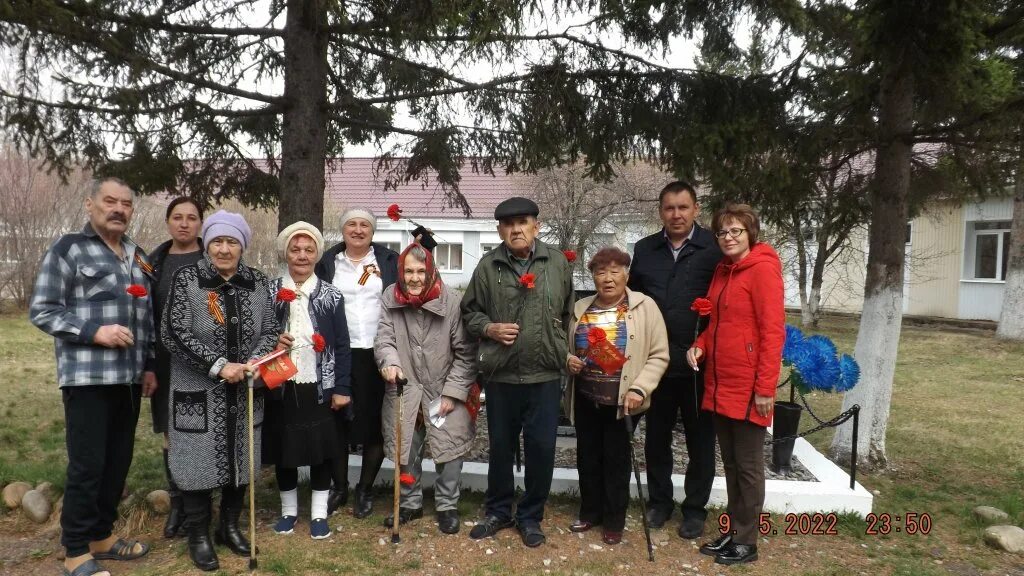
[{"xmin": 264, "ymin": 221, "xmax": 352, "ymax": 540}]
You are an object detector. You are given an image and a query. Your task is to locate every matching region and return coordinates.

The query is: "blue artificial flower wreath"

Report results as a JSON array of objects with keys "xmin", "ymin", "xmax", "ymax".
[{"xmin": 782, "ymin": 325, "xmax": 859, "ymax": 393}]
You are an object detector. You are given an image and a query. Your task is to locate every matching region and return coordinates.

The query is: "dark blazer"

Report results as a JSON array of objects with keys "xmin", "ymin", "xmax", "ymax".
[
  {"xmin": 315, "ymin": 241, "xmax": 399, "ymax": 293},
  {"xmin": 627, "ymin": 224, "xmax": 722, "ymax": 377}
]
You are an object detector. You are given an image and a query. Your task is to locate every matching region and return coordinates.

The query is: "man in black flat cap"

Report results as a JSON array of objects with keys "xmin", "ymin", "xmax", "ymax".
[{"xmin": 461, "ymin": 197, "xmax": 574, "ymax": 548}]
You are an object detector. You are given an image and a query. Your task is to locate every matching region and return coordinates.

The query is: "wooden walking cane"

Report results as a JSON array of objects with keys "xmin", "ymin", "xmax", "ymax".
[
  {"xmin": 623, "ymin": 413, "xmax": 655, "ymax": 562},
  {"xmin": 391, "ymin": 375, "xmax": 408, "ymax": 544},
  {"xmin": 247, "ymin": 372, "xmax": 258, "ymax": 571}
]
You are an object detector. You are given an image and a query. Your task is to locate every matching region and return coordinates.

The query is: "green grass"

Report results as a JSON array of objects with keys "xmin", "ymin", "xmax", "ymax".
[{"xmin": 2, "ymin": 312, "xmax": 1024, "ymax": 575}]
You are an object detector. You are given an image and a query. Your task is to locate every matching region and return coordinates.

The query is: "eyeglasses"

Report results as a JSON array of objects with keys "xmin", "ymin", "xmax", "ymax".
[{"xmin": 715, "ymin": 227, "xmax": 747, "ymax": 239}]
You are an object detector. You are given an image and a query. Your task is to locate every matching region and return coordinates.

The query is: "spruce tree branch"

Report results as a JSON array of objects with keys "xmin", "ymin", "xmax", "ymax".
[
  {"xmin": 0, "ymin": 88, "xmax": 278, "ymax": 118},
  {"xmin": 50, "ymin": 0, "xmax": 283, "ymax": 37},
  {"xmin": 2, "ymin": 11, "xmax": 282, "ymax": 105}
]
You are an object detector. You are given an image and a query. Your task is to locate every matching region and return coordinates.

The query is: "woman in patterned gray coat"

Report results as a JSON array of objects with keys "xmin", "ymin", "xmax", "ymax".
[{"xmin": 161, "ymin": 210, "xmax": 278, "ymax": 572}]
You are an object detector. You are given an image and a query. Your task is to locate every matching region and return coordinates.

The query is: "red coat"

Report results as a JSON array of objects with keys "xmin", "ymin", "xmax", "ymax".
[{"xmin": 694, "ymin": 243, "xmax": 785, "ymax": 427}]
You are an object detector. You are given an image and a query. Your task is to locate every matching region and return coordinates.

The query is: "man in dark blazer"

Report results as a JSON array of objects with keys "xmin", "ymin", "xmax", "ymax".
[{"xmin": 627, "ymin": 181, "xmax": 722, "ymax": 539}]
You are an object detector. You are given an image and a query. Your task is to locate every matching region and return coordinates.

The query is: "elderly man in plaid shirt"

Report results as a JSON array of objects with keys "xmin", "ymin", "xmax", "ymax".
[{"xmin": 30, "ymin": 177, "xmax": 157, "ymax": 576}]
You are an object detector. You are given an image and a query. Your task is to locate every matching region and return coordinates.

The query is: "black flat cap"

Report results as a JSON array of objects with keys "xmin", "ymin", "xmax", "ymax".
[{"xmin": 494, "ymin": 197, "xmax": 539, "ymax": 220}]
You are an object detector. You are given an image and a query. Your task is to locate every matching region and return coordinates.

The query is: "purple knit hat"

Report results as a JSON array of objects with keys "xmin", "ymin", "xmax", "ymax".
[{"xmin": 201, "ymin": 210, "xmax": 252, "ymax": 250}]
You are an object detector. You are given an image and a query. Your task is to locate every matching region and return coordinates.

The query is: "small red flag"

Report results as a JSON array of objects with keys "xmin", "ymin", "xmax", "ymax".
[{"xmin": 258, "ymin": 351, "xmax": 298, "ymax": 390}]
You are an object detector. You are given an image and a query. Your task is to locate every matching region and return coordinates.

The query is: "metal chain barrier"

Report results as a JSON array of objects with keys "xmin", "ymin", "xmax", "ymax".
[
  {"xmin": 764, "ymin": 404, "xmax": 859, "ymax": 446},
  {"xmin": 765, "ymin": 388, "xmax": 863, "ymax": 489}
]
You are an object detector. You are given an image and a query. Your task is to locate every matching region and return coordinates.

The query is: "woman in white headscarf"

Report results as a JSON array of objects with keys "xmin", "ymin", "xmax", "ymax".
[{"xmin": 264, "ymin": 222, "xmax": 352, "ymax": 540}]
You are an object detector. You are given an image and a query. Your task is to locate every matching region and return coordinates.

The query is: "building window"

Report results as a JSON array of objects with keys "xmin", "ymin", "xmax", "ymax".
[
  {"xmin": 382, "ymin": 241, "xmax": 401, "ymax": 254},
  {"xmin": 480, "ymin": 243, "xmax": 499, "ymax": 254},
  {"xmin": 967, "ymin": 221, "xmax": 1012, "ymax": 281},
  {"xmin": 435, "ymin": 243, "xmax": 463, "ymax": 271}
]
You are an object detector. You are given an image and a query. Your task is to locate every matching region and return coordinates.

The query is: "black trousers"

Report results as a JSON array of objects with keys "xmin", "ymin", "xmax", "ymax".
[
  {"xmin": 714, "ymin": 414, "xmax": 766, "ymax": 545},
  {"xmin": 61, "ymin": 384, "xmax": 142, "ymax": 557},
  {"xmin": 483, "ymin": 379, "xmax": 561, "ymax": 527},
  {"xmin": 574, "ymin": 393, "xmax": 635, "ymax": 532},
  {"xmin": 641, "ymin": 374, "xmax": 716, "ymax": 521}
]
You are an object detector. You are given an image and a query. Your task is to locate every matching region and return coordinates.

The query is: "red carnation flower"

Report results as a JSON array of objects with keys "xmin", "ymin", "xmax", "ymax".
[
  {"xmin": 387, "ymin": 204, "xmax": 402, "ymax": 222},
  {"xmin": 587, "ymin": 327, "xmax": 607, "ymax": 345},
  {"xmin": 276, "ymin": 288, "xmax": 297, "ymax": 303},
  {"xmin": 562, "ymin": 250, "xmax": 577, "ymax": 263},
  {"xmin": 519, "ymin": 273, "xmax": 536, "ymax": 289},
  {"xmin": 126, "ymin": 284, "xmax": 148, "ymax": 298},
  {"xmin": 312, "ymin": 333, "xmax": 326, "ymax": 353},
  {"xmin": 399, "ymin": 473, "xmax": 415, "ymax": 486},
  {"xmin": 690, "ymin": 297, "xmax": 712, "ymax": 317}
]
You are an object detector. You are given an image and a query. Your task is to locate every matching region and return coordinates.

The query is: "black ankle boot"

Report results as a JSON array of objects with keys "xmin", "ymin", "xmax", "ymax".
[
  {"xmin": 183, "ymin": 494, "xmax": 219, "ymax": 572},
  {"xmin": 215, "ymin": 486, "xmax": 251, "ymax": 556},
  {"xmin": 163, "ymin": 449, "xmax": 185, "ymax": 538},
  {"xmin": 327, "ymin": 483, "xmax": 349, "ymax": 516},
  {"xmin": 352, "ymin": 483, "xmax": 373, "ymax": 519}
]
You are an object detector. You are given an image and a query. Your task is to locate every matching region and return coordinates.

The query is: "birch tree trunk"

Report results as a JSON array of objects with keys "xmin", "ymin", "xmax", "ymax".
[
  {"xmin": 996, "ymin": 145, "xmax": 1024, "ymax": 340},
  {"xmin": 830, "ymin": 56, "xmax": 914, "ymax": 470}
]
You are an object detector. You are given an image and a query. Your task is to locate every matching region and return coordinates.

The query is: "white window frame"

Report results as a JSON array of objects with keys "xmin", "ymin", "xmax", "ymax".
[
  {"xmin": 963, "ymin": 221, "xmax": 1011, "ymax": 283},
  {"xmin": 480, "ymin": 242, "xmax": 500, "ymax": 254},
  {"xmin": 435, "ymin": 243, "xmax": 464, "ymax": 272},
  {"xmin": 382, "ymin": 241, "xmax": 402, "ymax": 254}
]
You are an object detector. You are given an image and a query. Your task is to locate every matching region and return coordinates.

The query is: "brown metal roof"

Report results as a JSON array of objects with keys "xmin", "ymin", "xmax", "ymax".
[{"xmin": 323, "ymin": 158, "xmax": 531, "ymax": 219}]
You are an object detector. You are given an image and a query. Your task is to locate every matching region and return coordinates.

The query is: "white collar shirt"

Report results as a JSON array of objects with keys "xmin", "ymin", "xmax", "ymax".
[{"xmin": 332, "ymin": 250, "xmax": 383, "ymax": 349}]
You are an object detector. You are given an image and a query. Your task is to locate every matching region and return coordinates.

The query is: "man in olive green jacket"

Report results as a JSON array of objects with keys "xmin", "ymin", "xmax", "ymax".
[{"xmin": 461, "ymin": 196, "xmax": 574, "ymax": 548}]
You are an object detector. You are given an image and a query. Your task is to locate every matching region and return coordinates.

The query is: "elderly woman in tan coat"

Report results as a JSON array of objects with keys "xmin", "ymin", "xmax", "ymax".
[
  {"xmin": 564, "ymin": 246, "xmax": 669, "ymax": 546},
  {"xmin": 374, "ymin": 243, "xmax": 478, "ymax": 535}
]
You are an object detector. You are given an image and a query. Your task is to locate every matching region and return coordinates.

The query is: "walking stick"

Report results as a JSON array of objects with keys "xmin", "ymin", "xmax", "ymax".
[
  {"xmin": 623, "ymin": 413, "xmax": 655, "ymax": 562},
  {"xmin": 247, "ymin": 372, "xmax": 258, "ymax": 571},
  {"xmin": 391, "ymin": 376, "xmax": 407, "ymax": 544}
]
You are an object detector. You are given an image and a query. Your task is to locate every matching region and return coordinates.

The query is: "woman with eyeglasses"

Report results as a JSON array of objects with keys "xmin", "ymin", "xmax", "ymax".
[{"xmin": 685, "ymin": 204, "xmax": 785, "ymax": 566}]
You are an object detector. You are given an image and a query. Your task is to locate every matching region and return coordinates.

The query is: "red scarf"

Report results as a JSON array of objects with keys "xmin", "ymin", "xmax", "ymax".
[{"xmin": 394, "ymin": 243, "xmax": 443, "ymax": 307}]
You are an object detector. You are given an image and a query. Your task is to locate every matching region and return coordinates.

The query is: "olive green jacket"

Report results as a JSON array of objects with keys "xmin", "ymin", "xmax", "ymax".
[{"xmin": 460, "ymin": 240, "xmax": 575, "ymax": 384}]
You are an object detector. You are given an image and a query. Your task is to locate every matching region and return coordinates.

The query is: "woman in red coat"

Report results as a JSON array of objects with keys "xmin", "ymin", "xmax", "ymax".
[{"xmin": 686, "ymin": 204, "xmax": 784, "ymax": 566}]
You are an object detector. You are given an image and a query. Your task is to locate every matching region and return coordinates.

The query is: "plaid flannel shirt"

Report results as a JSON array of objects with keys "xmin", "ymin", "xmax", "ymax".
[{"xmin": 30, "ymin": 223, "xmax": 156, "ymax": 387}]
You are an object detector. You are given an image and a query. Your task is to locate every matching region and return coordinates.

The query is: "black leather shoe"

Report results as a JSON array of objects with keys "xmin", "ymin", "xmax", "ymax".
[
  {"xmin": 383, "ymin": 507, "xmax": 423, "ymax": 527},
  {"xmin": 214, "ymin": 509, "xmax": 251, "ymax": 556},
  {"xmin": 518, "ymin": 524, "xmax": 546, "ymax": 548},
  {"xmin": 699, "ymin": 533, "xmax": 732, "ymax": 556},
  {"xmin": 644, "ymin": 507, "xmax": 671, "ymax": 529},
  {"xmin": 164, "ymin": 494, "xmax": 184, "ymax": 538},
  {"xmin": 437, "ymin": 510, "xmax": 460, "ymax": 534},
  {"xmin": 327, "ymin": 485, "xmax": 348, "ymax": 516},
  {"xmin": 677, "ymin": 516, "xmax": 705, "ymax": 539},
  {"xmin": 352, "ymin": 484, "xmax": 374, "ymax": 519},
  {"xmin": 569, "ymin": 520, "xmax": 596, "ymax": 533},
  {"xmin": 187, "ymin": 525, "xmax": 219, "ymax": 571},
  {"xmin": 714, "ymin": 543, "xmax": 758, "ymax": 565},
  {"xmin": 469, "ymin": 515, "xmax": 515, "ymax": 539}
]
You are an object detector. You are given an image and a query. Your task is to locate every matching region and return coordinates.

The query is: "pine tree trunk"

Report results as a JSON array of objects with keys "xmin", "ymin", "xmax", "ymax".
[
  {"xmin": 996, "ymin": 145, "xmax": 1024, "ymax": 340},
  {"xmin": 830, "ymin": 57, "xmax": 914, "ymax": 470},
  {"xmin": 279, "ymin": 0, "xmax": 328, "ymax": 232}
]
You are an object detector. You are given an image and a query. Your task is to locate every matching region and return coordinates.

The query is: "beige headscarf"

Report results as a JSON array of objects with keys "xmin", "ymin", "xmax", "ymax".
[{"xmin": 277, "ymin": 221, "xmax": 325, "ymax": 262}]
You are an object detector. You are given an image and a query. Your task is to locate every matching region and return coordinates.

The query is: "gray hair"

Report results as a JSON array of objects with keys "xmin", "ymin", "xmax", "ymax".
[
  {"xmin": 405, "ymin": 245, "xmax": 429, "ymax": 263},
  {"xmin": 89, "ymin": 177, "xmax": 134, "ymax": 198}
]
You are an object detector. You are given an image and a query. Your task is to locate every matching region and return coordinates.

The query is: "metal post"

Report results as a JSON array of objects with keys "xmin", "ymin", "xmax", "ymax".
[{"xmin": 850, "ymin": 405, "xmax": 860, "ymax": 490}]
